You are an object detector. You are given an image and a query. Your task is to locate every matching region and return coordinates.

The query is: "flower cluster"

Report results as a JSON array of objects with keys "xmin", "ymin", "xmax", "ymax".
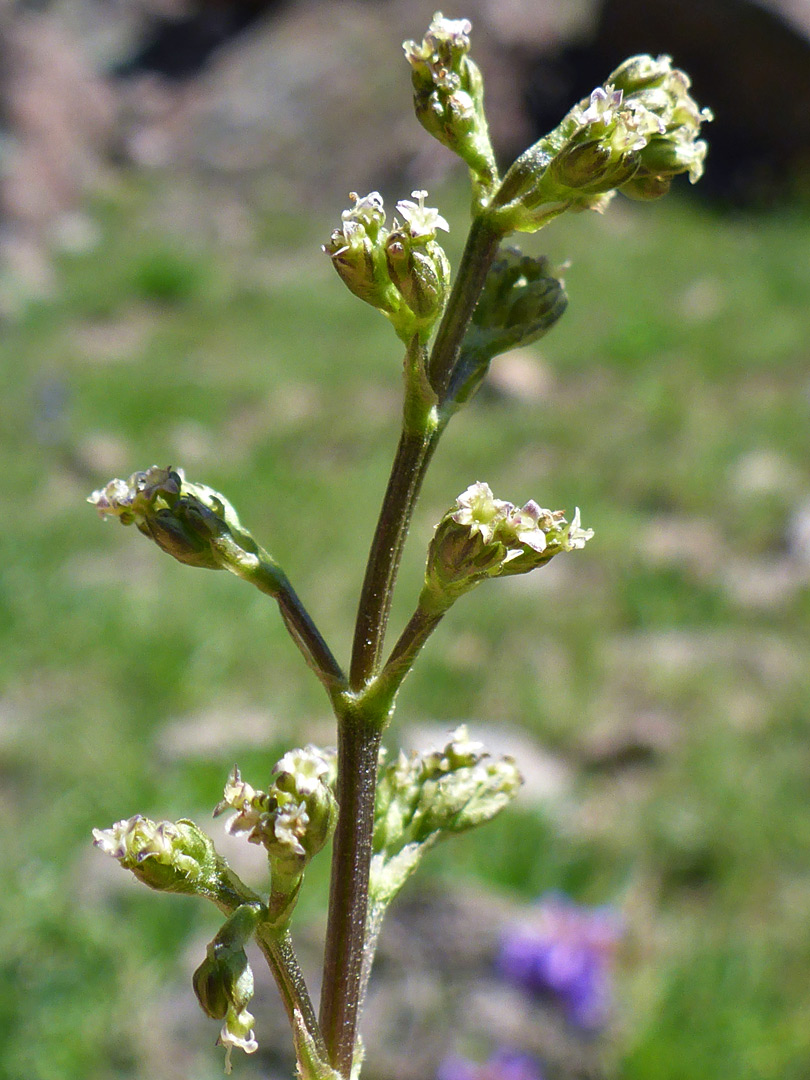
[
  {"xmin": 370, "ymin": 726, "xmax": 522, "ymax": 917},
  {"xmin": 497, "ymin": 893, "xmax": 623, "ymax": 1031},
  {"xmin": 491, "ymin": 53, "xmax": 711, "ymax": 232},
  {"xmin": 215, "ymin": 747, "xmax": 337, "ymax": 870},
  {"xmin": 88, "ymin": 466, "xmax": 259, "ymax": 571},
  {"xmin": 423, "ymin": 482, "xmax": 593, "ymax": 610},
  {"xmin": 92, "ymin": 815, "xmax": 219, "ymax": 895},
  {"xmin": 374, "ymin": 725, "xmax": 522, "ymax": 854},
  {"xmin": 403, "ymin": 12, "xmax": 497, "ymax": 194},
  {"xmin": 450, "ymin": 250, "xmax": 568, "ymax": 407},
  {"xmin": 323, "ymin": 189, "xmax": 450, "ymax": 341}
]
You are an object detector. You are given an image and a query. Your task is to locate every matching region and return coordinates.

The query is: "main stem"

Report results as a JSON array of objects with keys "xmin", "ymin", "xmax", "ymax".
[
  {"xmin": 349, "ymin": 428, "xmax": 438, "ymax": 688},
  {"xmin": 322, "ymin": 212, "xmax": 503, "ymax": 1077},
  {"xmin": 319, "ymin": 711, "xmax": 383, "ymax": 1076}
]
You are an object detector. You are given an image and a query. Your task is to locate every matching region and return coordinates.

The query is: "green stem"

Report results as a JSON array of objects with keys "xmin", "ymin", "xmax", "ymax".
[
  {"xmin": 319, "ymin": 708, "xmax": 383, "ymax": 1075},
  {"xmin": 349, "ymin": 429, "xmax": 438, "ymax": 689},
  {"xmin": 377, "ymin": 604, "xmax": 446, "ymax": 703},
  {"xmin": 427, "ymin": 214, "xmax": 502, "ymax": 402},
  {"xmin": 324, "ymin": 211, "xmax": 505, "ymax": 1078},
  {"xmin": 238, "ymin": 553, "xmax": 348, "ymax": 692},
  {"xmin": 212, "ymin": 868, "xmax": 324, "ymax": 1058},
  {"xmin": 256, "ymin": 927, "xmax": 326, "ymax": 1060}
]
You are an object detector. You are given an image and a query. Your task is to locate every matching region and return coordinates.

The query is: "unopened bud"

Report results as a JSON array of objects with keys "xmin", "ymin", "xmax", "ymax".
[
  {"xmin": 192, "ymin": 905, "xmax": 262, "ymax": 1073},
  {"xmin": 451, "ymin": 250, "xmax": 567, "ymax": 405}
]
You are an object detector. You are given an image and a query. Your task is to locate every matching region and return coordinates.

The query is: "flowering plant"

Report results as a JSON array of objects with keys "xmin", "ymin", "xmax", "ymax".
[{"xmin": 90, "ymin": 12, "xmax": 709, "ymax": 1077}]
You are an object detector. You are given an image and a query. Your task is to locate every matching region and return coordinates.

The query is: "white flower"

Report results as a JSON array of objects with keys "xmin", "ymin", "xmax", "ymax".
[
  {"xmin": 578, "ymin": 86, "xmax": 624, "ymax": 127},
  {"xmin": 565, "ymin": 507, "xmax": 594, "ymax": 550},
  {"xmin": 451, "ymin": 481, "xmax": 511, "ymax": 544},
  {"xmin": 426, "ymin": 12, "xmax": 472, "ymax": 49},
  {"xmin": 395, "ymin": 190, "xmax": 449, "ymax": 239},
  {"xmin": 219, "ymin": 1007, "xmax": 258, "ymax": 1074}
]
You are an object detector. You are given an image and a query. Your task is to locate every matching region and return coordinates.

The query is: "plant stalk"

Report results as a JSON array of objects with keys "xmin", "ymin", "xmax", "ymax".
[{"xmin": 319, "ymin": 709, "xmax": 383, "ymax": 1075}]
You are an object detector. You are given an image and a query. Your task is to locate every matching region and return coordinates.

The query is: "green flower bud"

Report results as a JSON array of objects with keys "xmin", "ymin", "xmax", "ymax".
[
  {"xmin": 323, "ymin": 191, "xmax": 401, "ymax": 314},
  {"xmin": 88, "ymin": 466, "xmax": 260, "ymax": 572},
  {"xmin": 92, "ymin": 815, "xmax": 220, "ymax": 896},
  {"xmin": 403, "ymin": 13, "xmax": 497, "ymax": 193},
  {"xmin": 451, "ymin": 249, "xmax": 567, "ymax": 405}
]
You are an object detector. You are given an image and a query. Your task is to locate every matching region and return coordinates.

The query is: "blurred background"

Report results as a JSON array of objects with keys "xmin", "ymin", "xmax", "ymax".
[{"xmin": 2, "ymin": 1, "xmax": 810, "ymax": 1078}]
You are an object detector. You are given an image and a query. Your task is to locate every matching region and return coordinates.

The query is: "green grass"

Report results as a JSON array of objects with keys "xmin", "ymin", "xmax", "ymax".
[{"xmin": 2, "ymin": 173, "xmax": 810, "ymax": 1080}]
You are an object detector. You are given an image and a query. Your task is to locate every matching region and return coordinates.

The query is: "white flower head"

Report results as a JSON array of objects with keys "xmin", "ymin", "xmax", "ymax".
[{"xmin": 395, "ymin": 190, "xmax": 449, "ymax": 239}]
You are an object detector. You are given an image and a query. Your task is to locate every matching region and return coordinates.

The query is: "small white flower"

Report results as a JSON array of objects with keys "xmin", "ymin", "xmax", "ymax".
[
  {"xmin": 578, "ymin": 86, "xmax": 624, "ymax": 127},
  {"xmin": 395, "ymin": 190, "xmax": 449, "ymax": 239},
  {"xmin": 219, "ymin": 1007, "xmax": 258, "ymax": 1074},
  {"xmin": 451, "ymin": 481, "xmax": 512, "ymax": 544},
  {"xmin": 427, "ymin": 13, "xmax": 472, "ymax": 45},
  {"xmin": 565, "ymin": 507, "xmax": 594, "ymax": 550},
  {"xmin": 342, "ymin": 190, "xmax": 386, "ymax": 229}
]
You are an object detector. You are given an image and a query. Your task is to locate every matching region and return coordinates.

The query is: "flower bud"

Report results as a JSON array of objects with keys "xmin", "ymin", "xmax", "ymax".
[
  {"xmin": 192, "ymin": 905, "xmax": 262, "ymax": 1073},
  {"xmin": 403, "ymin": 13, "xmax": 497, "ymax": 193},
  {"xmin": 89, "ymin": 466, "xmax": 260, "ymax": 572},
  {"xmin": 92, "ymin": 815, "xmax": 220, "ymax": 896},
  {"xmin": 323, "ymin": 191, "xmax": 401, "ymax": 314},
  {"xmin": 385, "ymin": 190, "xmax": 451, "ymax": 330},
  {"xmin": 451, "ymin": 249, "xmax": 567, "ymax": 405}
]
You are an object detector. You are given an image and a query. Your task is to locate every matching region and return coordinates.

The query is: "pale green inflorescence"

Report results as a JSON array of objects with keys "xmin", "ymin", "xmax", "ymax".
[
  {"xmin": 88, "ymin": 465, "xmax": 260, "ymax": 571},
  {"xmin": 422, "ymin": 481, "xmax": 593, "ymax": 610},
  {"xmin": 490, "ymin": 52, "xmax": 712, "ymax": 232},
  {"xmin": 370, "ymin": 725, "xmax": 522, "ymax": 916}
]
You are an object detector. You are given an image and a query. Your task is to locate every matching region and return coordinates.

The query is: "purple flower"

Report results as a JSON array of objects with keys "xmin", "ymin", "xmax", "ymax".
[
  {"xmin": 496, "ymin": 892, "xmax": 622, "ymax": 1031},
  {"xmin": 438, "ymin": 1050, "xmax": 545, "ymax": 1080}
]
